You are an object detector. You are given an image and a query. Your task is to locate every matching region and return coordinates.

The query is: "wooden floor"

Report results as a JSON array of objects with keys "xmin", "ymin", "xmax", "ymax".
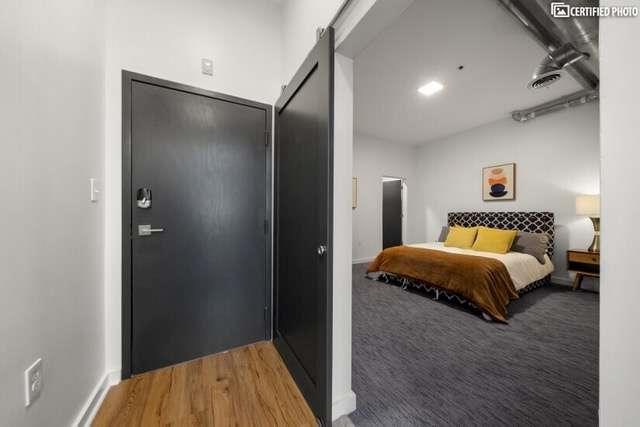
[{"xmin": 93, "ymin": 341, "xmax": 316, "ymax": 426}]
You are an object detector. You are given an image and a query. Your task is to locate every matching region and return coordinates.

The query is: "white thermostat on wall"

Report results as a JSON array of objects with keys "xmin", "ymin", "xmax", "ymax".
[{"xmin": 201, "ymin": 58, "xmax": 213, "ymax": 76}]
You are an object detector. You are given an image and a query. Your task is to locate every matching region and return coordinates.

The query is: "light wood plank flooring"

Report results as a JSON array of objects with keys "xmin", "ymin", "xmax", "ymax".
[{"xmin": 93, "ymin": 341, "xmax": 316, "ymax": 426}]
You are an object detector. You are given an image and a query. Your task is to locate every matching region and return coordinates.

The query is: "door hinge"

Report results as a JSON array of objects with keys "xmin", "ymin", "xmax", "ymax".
[
  {"xmin": 264, "ymin": 219, "xmax": 269, "ymax": 234},
  {"xmin": 265, "ymin": 131, "xmax": 270, "ymax": 147}
]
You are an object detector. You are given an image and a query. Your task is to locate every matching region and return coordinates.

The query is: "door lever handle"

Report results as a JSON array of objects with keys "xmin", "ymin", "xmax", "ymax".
[{"xmin": 138, "ymin": 224, "xmax": 165, "ymax": 236}]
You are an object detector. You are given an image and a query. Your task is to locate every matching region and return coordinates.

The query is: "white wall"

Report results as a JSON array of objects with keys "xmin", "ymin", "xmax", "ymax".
[
  {"xmin": 281, "ymin": 0, "xmax": 345, "ymax": 82},
  {"xmin": 332, "ymin": 53, "xmax": 357, "ymax": 420},
  {"xmin": 417, "ymin": 103, "xmax": 600, "ymax": 288},
  {"xmin": 352, "ymin": 135, "xmax": 424, "ymax": 262},
  {"xmin": 104, "ymin": 0, "xmax": 283, "ymax": 375},
  {"xmin": 0, "ymin": 0, "xmax": 106, "ymax": 425},
  {"xmin": 599, "ymin": 2, "xmax": 640, "ymax": 424}
]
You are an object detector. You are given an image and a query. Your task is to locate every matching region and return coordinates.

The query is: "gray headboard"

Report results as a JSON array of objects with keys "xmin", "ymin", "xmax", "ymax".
[{"xmin": 447, "ymin": 211, "xmax": 555, "ymax": 256}]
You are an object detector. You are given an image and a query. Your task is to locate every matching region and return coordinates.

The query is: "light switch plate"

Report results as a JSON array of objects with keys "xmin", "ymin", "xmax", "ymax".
[
  {"xmin": 24, "ymin": 358, "xmax": 43, "ymax": 407},
  {"xmin": 201, "ymin": 58, "xmax": 213, "ymax": 76},
  {"xmin": 90, "ymin": 178, "xmax": 99, "ymax": 202}
]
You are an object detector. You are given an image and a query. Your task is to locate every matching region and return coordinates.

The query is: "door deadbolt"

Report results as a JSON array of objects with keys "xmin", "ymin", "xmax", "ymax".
[
  {"xmin": 317, "ymin": 244, "xmax": 327, "ymax": 256},
  {"xmin": 136, "ymin": 188, "xmax": 152, "ymax": 209}
]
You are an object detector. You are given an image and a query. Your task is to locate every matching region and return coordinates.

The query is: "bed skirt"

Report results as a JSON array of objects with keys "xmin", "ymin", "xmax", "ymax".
[{"xmin": 368, "ymin": 272, "xmax": 551, "ymax": 321}]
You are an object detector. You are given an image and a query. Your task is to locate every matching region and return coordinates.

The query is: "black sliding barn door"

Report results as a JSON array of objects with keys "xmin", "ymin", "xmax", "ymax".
[
  {"xmin": 383, "ymin": 179, "xmax": 403, "ymax": 248},
  {"xmin": 273, "ymin": 28, "xmax": 334, "ymax": 424},
  {"xmin": 122, "ymin": 72, "xmax": 271, "ymax": 377}
]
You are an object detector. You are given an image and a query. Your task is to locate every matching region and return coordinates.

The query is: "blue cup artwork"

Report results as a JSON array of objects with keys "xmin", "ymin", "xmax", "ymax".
[{"xmin": 489, "ymin": 183, "xmax": 508, "ymax": 197}]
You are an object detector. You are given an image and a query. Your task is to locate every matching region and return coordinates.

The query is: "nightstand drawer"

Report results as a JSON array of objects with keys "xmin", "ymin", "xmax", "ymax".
[
  {"xmin": 568, "ymin": 251, "xmax": 599, "ymax": 265},
  {"xmin": 567, "ymin": 249, "xmax": 600, "ymax": 290}
]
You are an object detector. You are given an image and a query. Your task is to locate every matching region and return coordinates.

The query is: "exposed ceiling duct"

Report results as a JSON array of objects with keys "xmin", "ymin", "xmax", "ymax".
[
  {"xmin": 528, "ymin": 43, "xmax": 587, "ymax": 89},
  {"xmin": 512, "ymin": 89, "xmax": 598, "ymax": 122},
  {"xmin": 497, "ymin": 0, "xmax": 599, "ymax": 121}
]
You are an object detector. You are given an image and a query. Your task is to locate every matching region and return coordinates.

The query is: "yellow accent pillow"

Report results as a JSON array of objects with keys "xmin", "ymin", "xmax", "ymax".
[
  {"xmin": 472, "ymin": 227, "xmax": 518, "ymax": 254},
  {"xmin": 444, "ymin": 226, "xmax": 478, "ymax": 249}
]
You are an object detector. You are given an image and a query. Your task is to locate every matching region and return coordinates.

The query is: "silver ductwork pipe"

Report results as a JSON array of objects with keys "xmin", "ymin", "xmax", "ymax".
[
  {"xmin": 498, "ymin": 0, "xmax": 599, "ymax": 90},
  {"xmin": 511, "ymin": 89, "xmax": 598, "ymax": 122},
  {"xmin": 528, "ymin": 43, "xmax": 587, "ymax": 89},
  {"xmin": 498, "ymin": 0, "xmax": 600, "ymax": 121}
]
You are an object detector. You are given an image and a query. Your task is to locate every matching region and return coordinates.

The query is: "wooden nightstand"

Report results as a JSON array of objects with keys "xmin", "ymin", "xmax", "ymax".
[{"xmin": 567, "ymin": 249, "xmax": 600, "ymax": 290}]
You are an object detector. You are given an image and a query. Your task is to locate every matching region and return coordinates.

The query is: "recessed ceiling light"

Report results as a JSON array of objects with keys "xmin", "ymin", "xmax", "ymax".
[{"xmin": 418, "ymin": 81, "xmax": 444, "ymax": 96}]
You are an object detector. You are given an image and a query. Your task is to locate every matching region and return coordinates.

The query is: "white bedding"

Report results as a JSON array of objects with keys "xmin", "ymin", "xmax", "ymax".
[{"xmin": 407, "ymin": 242, "xmax": 554, "ymax": 291}]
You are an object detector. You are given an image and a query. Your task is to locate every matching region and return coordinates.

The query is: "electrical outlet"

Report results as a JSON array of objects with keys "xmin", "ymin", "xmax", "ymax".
[{"xmin": 24, "ymin": 358, "xmax": 43, "ymax": 407}]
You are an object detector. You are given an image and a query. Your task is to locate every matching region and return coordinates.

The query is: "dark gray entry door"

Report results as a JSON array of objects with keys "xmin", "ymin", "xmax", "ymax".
[
  {"xmin": 274, "ymin": 28, "xmax": 334, "ymax": 424},
  {"xmin": 383, "ymin": 180, "xmax": 402, "ymax": 248},
  {"xmin": 126, "ymin": 74, "xmax": 269, "ymax": 375}
]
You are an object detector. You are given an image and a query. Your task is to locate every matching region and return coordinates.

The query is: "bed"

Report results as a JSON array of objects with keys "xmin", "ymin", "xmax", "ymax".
[{"xmin": 366, "ymin": 212, "xmax": 555, "ymax": 322}]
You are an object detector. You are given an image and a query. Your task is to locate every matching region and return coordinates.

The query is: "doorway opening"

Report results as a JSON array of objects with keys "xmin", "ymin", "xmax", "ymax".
[
  {"xmin": 348, "ymin": 0, "xmax": 600, "ymax": 425},
  {"xmin": 381, "ymin": 176, "xmax": 406, "ymax": 249}
]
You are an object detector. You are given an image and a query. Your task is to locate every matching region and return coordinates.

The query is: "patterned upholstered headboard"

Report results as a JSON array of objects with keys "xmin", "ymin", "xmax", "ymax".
[{"xmin": 447, "ymin": 211, "xmax": 555, "ymax": 256}]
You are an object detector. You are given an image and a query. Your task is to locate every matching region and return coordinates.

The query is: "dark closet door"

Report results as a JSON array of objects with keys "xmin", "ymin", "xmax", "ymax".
[
  {"xmin": 124, "ymin": 73, "xmax": 270, "ymax": 375},
  {"xmin": 383, "ymin": 180, "xmax": 402, "ymax": 248},
  {"xmin": 274, "ymin": 28, "xmax": 334, "ymax": 425}
]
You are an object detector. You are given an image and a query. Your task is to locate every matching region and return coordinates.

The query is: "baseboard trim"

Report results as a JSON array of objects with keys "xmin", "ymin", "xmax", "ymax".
[
  {"xmin": 332, "ymin": 390, "xmax": 357, "ymax": 421},
  {"xmin": 352, "ymin": 257, "xmax": 374, "ymax": 265},
  {"xmin": 73, "ymin": 370, "xmax": 120, "ymax": 427}
]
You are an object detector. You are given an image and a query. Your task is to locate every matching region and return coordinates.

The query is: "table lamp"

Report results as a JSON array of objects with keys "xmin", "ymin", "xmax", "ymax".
[{"xmin": 576, "ymin": 194, "xmax": 600, "ymax": 252}]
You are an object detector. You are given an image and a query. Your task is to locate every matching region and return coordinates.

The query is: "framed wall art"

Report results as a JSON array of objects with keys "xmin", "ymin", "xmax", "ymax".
[{"xmin": 483, "ymin": 163, "xmax": 516, "ymax": 201}]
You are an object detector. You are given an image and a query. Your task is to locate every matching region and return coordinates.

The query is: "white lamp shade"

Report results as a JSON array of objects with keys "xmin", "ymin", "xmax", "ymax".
[{"xmin": 576, "ymin": 194, "xmax": 600, "ymax": 217}]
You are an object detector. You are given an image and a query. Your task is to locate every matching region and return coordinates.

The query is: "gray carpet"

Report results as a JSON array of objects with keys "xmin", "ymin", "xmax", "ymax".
[{"xmin": 351, "ymin": 263, "xmax": 598, "ymax": 426}]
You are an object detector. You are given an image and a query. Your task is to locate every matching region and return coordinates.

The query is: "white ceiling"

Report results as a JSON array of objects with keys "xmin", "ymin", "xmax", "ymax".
[{"xmin": 354, "ymin": 0, "xmax": 583, "ymax": 144}]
